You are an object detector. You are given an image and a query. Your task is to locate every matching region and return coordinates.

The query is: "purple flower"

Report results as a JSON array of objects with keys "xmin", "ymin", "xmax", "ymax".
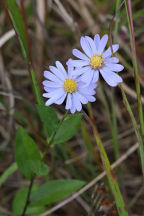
[
  {"xmin": 42, "ymin": 61, "xmax": 97, "ymax": 114},
  {"xmin": 67, "ymin": 34, "xmax": 124, "ymax": 87}
]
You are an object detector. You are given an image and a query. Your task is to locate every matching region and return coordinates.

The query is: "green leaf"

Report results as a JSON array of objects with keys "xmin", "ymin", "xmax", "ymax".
[
  {"xmin": 29, "ymin": 160, "xmax": 50, "ymax": 177},
  {"xmin": 12, "ymin": 185, "xmax": 44, "ymax": 216},
  {"xmin": 53, "ymin": 114, "xmax": 82, "ymax": 145},
  {"xmin": 15, "ymin": 126, "xmax": 41, "ymax": 179},
  {"xmin": 37, "ymin": 105, "xmax": 58, "ymax": 138},
  {"xmin": 0, "ymin": 162, "xmax": 17, "ymax": 187},
  {"xmin": 30, "ymin": 179, "xmax": 85, "ymax": 206},
  {"xmin": 4, "ymin": 0, "xmax": 29, "ymax": 59}
]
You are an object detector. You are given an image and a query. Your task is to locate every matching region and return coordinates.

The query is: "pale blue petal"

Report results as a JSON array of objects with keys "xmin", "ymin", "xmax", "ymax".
[
  {"xmin": 76, "ymin": 92, "xmax": 88, "ymax": 104},
  {"xmin": 70, "ymin": 95, "xmax": 76, "ymax": 113},
  {"xmin": 66, "ymin": 93, "xmax": 72, "ymax": 110},
  {"xmin": 86, "ymin": 95, "xmax": 96, "ymax": 102},
  {"xmin": 103, "ymin": 44, "xmax": 119, "ymax": 58},
  {"xmin": 44, "ymin": 86, "xmax": 56, "ymax": 92},
  {"xmin": 55, "ymin": 61, "xmax": 67, "ymax": 77},
  {"xmin": 42, "ymin": 80, "xmax": 62, "ymax": 88},
  {"xmin": 70, "ymin": 104, "xmax": 76, "ymax": 114},
  {"xmin": 105, "ymin": 64, "xmax": 124, "ymax": 72},
  {"xmin": 92, "ymin": 70, "xmax": 99, "ymax": 82},
  {"xmin": 78, "ymin": 85, "xmax": 96, "ymax": 96},
  {"xmin": 54, "ymin": 92, "xmax": 67, "ymax": 105},
  {"xmin": 45, "ymin": 98, "xmax": 57, "ymax": 106},
  {"xmin": 72, "ymin": 93, "xmax": 82, "ymax": 112},
  {"xmin": 105, "ymin": 57, "xmax": 119, "ymax": 64},
  {"xmin": 72, "ymin": 66, "xmax": 90, "ymax": 77},
  {"xmin": 85, "ymin": 36, "xmax": 96, "ymax": 54},
  {"xmin": 80, "ymin": 36, "xmax": 93, "ymax": 57},
  {"xmin": 94, "ymin": 34, "xmax": 100, "ymax": 51},
  {"xmin": 49, "ymin": 66, "xmax": 65, "ymax": 80},
  {"xmin": 67, "ymin": 63, "xmax": 75, "ymax": 78},
  {"xmin": 45, "ymin": 89, "xmax": 65, "ymax": 106},
  {"xmin": 100, "ymin": 67, "xmax": 123, "ymax": 86},
  {"xmin": 43, "ymin": 88, "xmax": 64, "ymax": 98},
  {"xmin": 81, "ymin": 68, "xmax": 94, "ymax": 85},
  {"xmin": 44, "ymin": 71, "xmax": 62, "ymax": 83},
  {"xmin": 72, "ymin": 49, "xmax": 89, "ymax": 60},
  {"xmin": 97, "ymin": 34, "xmax": 108, "ymax": 55},
  {"xmin": 81, "ymin": 94, "xmax": 96, "ymax": 102},
  {"xmin": 68, "ymin": 59, "xmax": 89, "ymax": 67}
]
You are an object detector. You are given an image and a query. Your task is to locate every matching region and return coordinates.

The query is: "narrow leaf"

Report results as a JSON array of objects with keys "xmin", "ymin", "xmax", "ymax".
[
  {"xmin": 30, "ymin": 179, "xmax": 85, "ymax": 206},
  {"xmin": 4, "ymin": 0, "xmax": 29, "ymax": 59},
  {"xmin": 0, "ymin": 162, "xmax": 17, "ymax": 187}
]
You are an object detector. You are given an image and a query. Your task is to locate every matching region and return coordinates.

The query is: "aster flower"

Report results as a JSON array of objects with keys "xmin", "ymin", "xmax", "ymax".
[
  {"xmin": 42, "ymin": 61, "xmax": 97, "ymax": 114},
  {"xmin": 67, "ymin": 34, "xmax": 124, "ymax": 87}
]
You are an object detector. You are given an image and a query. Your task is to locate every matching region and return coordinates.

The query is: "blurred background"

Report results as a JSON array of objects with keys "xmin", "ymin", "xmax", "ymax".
[{"xmin": 0, "ymin": 0, "xmax": 144, "ymax": 215}]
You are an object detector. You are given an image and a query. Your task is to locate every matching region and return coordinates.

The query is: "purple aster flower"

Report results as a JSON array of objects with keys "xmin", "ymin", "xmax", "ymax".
[
  {"xmin": 42, "ymin": 61, "xmax": 97, "ymax": 114},
  {"xmin": 67, "ymin": 34, "xmax": 124, "ymax": 87}
]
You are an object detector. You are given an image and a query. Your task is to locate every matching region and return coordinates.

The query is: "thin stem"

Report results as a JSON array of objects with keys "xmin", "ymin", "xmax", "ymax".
[
  {"xmin": 21, "ymin": 110, "xmax": 69, "ymax": 215},
  {"xmin": 83, "ymin": 104, "xmax": 128, "ymax": 216},
  {"xmin": 120, "ymin": 85, "xmax": 144, "ymax": 175},
  {"xmin": 124, "ymin": 0, "xmax": 144, "ymax": 142},
  {"xmin": 114, "ymin": 0, "xmax": 121, "ymax": 43},
  {"xmin": 21, "ymin": 176, "xmax": 35, "ymax": 216},
  {"xmin": 20, "ymin": 0, "xmax": 43, "ymax": 105}
]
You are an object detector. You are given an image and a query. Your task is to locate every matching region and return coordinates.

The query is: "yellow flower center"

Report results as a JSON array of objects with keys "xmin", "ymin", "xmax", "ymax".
[
  {"xmin": 90, "ymin": 54, "xmax": 104, "ymax": 69},
  {"xmin": 63, "ymin": 78, "xmax": 77, "ymax": 93}
]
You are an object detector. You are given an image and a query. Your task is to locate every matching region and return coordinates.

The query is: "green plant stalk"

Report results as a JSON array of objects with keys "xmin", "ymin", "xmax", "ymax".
[
  {"xmin": 99, "ymin": 83, "xmax": 119, "ymax": 159},
  {"xmin": 30, "ymin": 68, "xmax": 43, "ymax": 105},
  {"xmin": 111, "ymin": 90, "xmax": 119, "ymax": 159},
  {"xmin": 121, "ymin": 86, "xmax": 144, "ymax": 175},
  {"xmin": 22, "ymin": 110, "xmax": 69, "ymax": 215},
  {"xmin": 124, "ymin": 0, "xmax": 144, "ymax": 142},
  {"xmin": 87, "ymin": 104, "xmax": 128, "ymax": 216},
  {"xmin": 114, "ymin": 0, "xmax": 121, "ymax": 43},
  {"xmin": 80, "ymin": 121, "xmax": 103, "ymax": 172},
  {"xmin": 2, "ymin": 0, "xmax": 42, "ymax": 105},
  {"xmin": 111, "ymin": 0, "xmax": 122, "ymax": 159}
]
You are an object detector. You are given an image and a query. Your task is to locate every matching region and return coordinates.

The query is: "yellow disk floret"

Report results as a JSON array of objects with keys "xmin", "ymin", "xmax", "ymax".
[
  {"xmin": 90, "ymin": 54, "xmax": 104, "ymax": 69},
  {"xmin": 63, "ymin": 78, "xmax": 77, "ymax": 93}
]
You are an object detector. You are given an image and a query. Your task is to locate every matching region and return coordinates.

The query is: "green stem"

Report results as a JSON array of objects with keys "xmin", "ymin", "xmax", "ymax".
[
  {"xmin": 120, "ymin": 85, "xmax": 144, "ymax": 175},
  {"xmin": 124, "ymin": 0, "xmax": 144, "ymax": 143},
  {"xmin": 99, "ymin": 83, "xmax": 119, "ymax": 159},
  {"xmin": 114, "ymin": 0, "xmax": 121, "ymax": 43},
  {"xmin": 85, "ymin": 104, "xmax": 128, "ymax": 216}
]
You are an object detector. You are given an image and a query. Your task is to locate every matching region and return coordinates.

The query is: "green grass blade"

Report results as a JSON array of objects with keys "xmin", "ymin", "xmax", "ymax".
[
  {"xmin": 121, "ymin": 87, "xmax": 144, "ymax": 175},
  {"xmin": 2, "ymin": 0, "xmax": 42, "ymax": 105},
  {"xmin": 124, "ymin": 0, "xmax": 144, "ymax": 143},
  {"xmin": 114, "ymin": 0, "xmax": 121, "ymax": 43},
  {"xmin": 0, "ymin": 162, "xmax": 17, "ymax": 187},
  {"xmin": 3, "ymin": 0, "xmax": 29, "ymax": 59},
  {"xmin": 87, "ymin": 104, "xmax": 128, "ymax": 216},
  {"xmin": 99, "ymin": 83, "xmax": 119, "ymax": 159}
]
